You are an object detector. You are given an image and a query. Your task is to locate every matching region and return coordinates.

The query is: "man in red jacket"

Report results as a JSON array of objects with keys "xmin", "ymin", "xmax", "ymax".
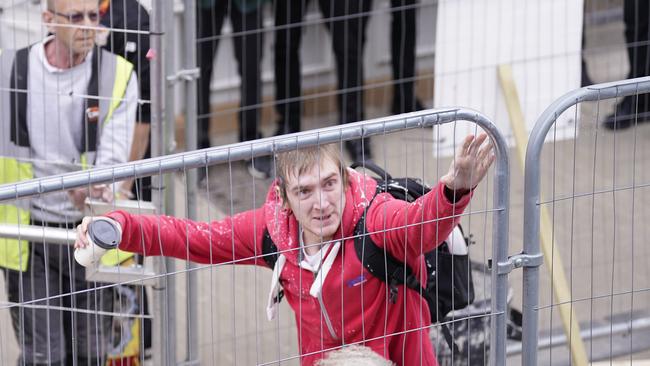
[{"xmin": 75, "ymin": 134, "xmax": 494, "ymax": 365}]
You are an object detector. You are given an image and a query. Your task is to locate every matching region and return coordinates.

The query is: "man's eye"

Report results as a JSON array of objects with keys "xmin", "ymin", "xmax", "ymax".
[
  {"xmin": 299, "ymin": 189, "xmax": 310, "ymax": 196},
  {"xmin": 325, "ymin": 179, "xmax": 336, "ymax": 188}
]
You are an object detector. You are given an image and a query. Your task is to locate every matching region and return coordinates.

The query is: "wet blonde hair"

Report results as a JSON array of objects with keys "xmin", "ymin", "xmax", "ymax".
[{"xmin": 276, "ymin": 143, "xmax": 348, "ymax": 203}]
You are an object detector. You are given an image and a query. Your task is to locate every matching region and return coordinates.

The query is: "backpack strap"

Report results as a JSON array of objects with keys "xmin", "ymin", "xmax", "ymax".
[
  {"xmin": 8, "ymin": 46, "xmax": 101, "ymax": 153},
  {"xmin": 80, "ymin": 48, "xmax": 100, "ymax": 154},
  {"xmin": 9, "ymin": 46, "xmax": 31, "ymax": 147},
  {"xmin": 261, "ymin": 228, "xmax": 284, "ymax": 306},
  {"xmin": 262, "ymin": 228, "xmax": 279, "ymax": 269},
  {"xmin": 352, "ymin": 212, "xmax": 432, "ymax": 306},
  {"xmin": 353, "ymin": 206, "xmax": 461, "ymax": 355},
  {"xmin": 350, "ymin": 161, "xmax": 392, "ymax": 180}
]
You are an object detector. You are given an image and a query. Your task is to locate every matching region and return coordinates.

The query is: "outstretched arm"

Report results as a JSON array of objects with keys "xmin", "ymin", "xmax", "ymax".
[
  {"xmin": 367, "ymin": 133, "xmax": 494, "ymax": 260},
  {"xmin": 74, "ymin": 208, "xmax": 267, "ymax": 266}
]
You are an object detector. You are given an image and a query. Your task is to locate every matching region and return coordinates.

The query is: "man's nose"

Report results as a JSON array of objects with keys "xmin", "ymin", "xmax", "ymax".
[
  {"xmin": 313, "ymin": 190, "xmax": 330, "ymax": 211},
  {"xmin": 81, "ymin": 13, "xmax": 97, "ymax": 28}
]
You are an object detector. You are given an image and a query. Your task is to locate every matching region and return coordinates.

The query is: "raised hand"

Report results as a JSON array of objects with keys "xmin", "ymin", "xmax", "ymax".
[
  {"xmin": 67, "ymin": 184, "xmax": 114, "ymax": 211},
  {"xmin": 440, "ymin": 133, "xmax": 495, "ymax": 192},
  {"xmin": 74, "ymin": 216, "xmax": 94, "ymax": 250}
]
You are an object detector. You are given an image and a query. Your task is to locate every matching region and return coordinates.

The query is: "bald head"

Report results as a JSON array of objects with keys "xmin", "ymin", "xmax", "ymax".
[
  {"xmin": 47, "ymin": 0, "xmax": 60, "ymax": 11},
  {"xmin": 46, "ymin": 0, "xmax": 99, "ymax": 11},
  {"xmin": 43, "ymin": 0, "xmax": 101, "ymax": 63}
]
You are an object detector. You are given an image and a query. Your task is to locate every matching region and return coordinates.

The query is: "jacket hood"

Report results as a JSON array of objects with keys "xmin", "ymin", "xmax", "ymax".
[{"xmin": 263, "ymin": 168, "xmax": 377, "ymax": 266}]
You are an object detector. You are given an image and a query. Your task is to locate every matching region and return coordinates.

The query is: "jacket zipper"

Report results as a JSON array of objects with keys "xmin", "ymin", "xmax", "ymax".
[
  {"xmin": 316, "ymin": 287, "xmax": 339, "ymax": 340},
  {"xmin": 298, "ymin": 233, "xmax": 340, "ymax": 341}
]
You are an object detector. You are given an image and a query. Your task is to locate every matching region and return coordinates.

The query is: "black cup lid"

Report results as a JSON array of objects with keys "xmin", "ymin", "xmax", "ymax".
[{"xmin": 88, "ymin": 219, "xmax": 120, "ymax": 249}]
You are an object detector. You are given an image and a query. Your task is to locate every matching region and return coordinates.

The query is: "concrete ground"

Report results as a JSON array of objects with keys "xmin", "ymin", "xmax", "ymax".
[{"xmin": 2, "ymin": 4, "xmax": 650, "ymax": 366}]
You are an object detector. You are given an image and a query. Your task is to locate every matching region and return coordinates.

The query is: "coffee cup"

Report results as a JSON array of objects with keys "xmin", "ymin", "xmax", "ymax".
[{"xmin": 74, "ymin": 217, "xmax": 122, "ymax": 267}]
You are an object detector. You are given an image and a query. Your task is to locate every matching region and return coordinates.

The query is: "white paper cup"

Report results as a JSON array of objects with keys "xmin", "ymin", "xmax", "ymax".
[{"xmin": 74, "ymin": 217, "xmax": 122, "ymax": 267}]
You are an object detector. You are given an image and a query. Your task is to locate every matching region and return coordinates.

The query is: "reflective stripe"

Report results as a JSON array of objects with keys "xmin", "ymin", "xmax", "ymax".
[
  {"xmin": 104, "ymin": 56, "xmax": 133, "ymax": 127},
  {"xmin": 98, "ymin": 55, "xmax": 134, "ymax": 266},
  {"xmin": 0, "ymin": 157, "xmax": 33, "ymax": 271},
  {"xmin": 75, "ymin": 53, "xmax": 132, "ymax": 171},
  {"xmin": 100, "ymin": 248, "xmax": 134, "ymax": 266},
  {"xmin": 80, "ymin": 153, "xmax": 89, "ymax": 170}
]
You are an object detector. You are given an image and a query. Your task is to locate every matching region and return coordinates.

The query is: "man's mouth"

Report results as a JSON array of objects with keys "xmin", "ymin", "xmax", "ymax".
[{"xmin": 315, "ymin": 214, "xmax": 333, "ymax": 221}]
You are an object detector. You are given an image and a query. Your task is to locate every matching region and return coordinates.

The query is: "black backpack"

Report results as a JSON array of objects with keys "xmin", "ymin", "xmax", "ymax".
[
  {"xmin": 348, "ymin": 161, "xmax": 475, "ymax": 322},
  {"xmin": 261, "ymin": 162, "xmax": 475, "ymax": 353}
]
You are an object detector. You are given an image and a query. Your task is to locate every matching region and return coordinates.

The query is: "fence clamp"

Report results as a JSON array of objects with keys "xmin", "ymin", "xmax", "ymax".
[
  {"xmin": 166, "ymin": 68, "xmax": 200, "ymax": 84},
  {"xmin": 492, "ymin": 252, "xmax": 543, "ymax": 275}
]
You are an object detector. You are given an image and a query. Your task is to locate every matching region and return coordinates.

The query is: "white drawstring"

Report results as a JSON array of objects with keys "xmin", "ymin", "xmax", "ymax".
[
  {"xmin": 265, "ymin": 254, "xmax": 286, "ymax": 321},
  {"xmin": 265, "ymin": 239, "xmax": 342, "ymax": 321},
  {"xmin": 309, "ymin": 241, "xmax": 341, "ymax": 298}
]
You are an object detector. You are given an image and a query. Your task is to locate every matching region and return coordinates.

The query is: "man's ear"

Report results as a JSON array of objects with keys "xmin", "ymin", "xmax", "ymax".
[
  {"xmin": 275, "ymin": 185, "xmax": 290, "ymax": 210},
  {"xmin": 274, "ymin": 185, "xmax": 284, "ymax": 203},
  {"xmin": 42, "ymin": 11, "xmax": 55, "ymax": 34}
]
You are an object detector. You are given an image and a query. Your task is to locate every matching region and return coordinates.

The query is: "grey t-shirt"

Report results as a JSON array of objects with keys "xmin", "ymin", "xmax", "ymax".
[{"xmin": 27, "ymin": 37, "xmax": 137, "ymax": 224}]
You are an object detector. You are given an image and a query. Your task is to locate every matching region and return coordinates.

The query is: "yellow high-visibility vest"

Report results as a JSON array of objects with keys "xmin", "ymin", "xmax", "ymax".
[{"xmin": 0, "ymin": 46, "xmax": 134, "ymax": 271}]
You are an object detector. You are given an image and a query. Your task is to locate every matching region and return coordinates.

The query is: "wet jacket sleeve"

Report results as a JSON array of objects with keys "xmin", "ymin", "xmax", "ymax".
[
  {"xmin": 365, "ymin": 181, "xmax": 472, "ymax": 262},
  {"xmin": 106, "ymin": 209, "xmax": 267, "ymax": 266}
]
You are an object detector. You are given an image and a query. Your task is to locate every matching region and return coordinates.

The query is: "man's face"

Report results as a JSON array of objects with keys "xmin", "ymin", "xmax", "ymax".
[
  {"xmin": 44, "ymin": 0, "xmax": 99, "ymax": 55},
  {"xmin": 285, "ymin": 158, "xmax": 346, "ymax": 246}
]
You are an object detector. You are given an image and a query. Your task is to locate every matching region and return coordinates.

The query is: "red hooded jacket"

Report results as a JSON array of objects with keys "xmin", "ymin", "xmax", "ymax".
[{"xmin": 107, "ymin": 168, "xmax": 471, "ymax": 365}]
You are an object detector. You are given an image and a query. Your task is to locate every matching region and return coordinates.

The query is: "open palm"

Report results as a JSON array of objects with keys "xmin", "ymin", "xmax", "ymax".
[{"xmin": 440, "ymin": 133, "xmax": 495, "ymax": 191}]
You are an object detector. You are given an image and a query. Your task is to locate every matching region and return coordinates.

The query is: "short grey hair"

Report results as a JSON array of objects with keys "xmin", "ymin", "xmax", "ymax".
[
  {"xmin": 46, "ymin": 0, "xmax": 100, "ymax": 11},
  {"xmin": 316, "ymin": 345, "xmax": 395, "ymax": 366}
]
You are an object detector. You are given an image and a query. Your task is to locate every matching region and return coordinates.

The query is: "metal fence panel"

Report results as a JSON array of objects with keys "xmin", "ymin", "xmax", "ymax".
[
  {"xmin": 1, "ymin": 108, "xmax": 510, "ymax": 365},
  {"xmin": 522, "ymin": 76, "xmax": 650, "ymax": 365}
]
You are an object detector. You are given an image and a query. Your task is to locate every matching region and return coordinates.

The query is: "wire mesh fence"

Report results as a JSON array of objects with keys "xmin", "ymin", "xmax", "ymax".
[
  {"xmin": 521, "ymin": 76, "xmax": 650, "ymax": 365},
  {"xmin": 0, "ymin": 108, "xmax": 511, "ymax": 365},
  {"xmin": 1, "ymin": 0, "xmax": 649, "ymax": 365},
  {"xmin": 0, "ymin": 0, "xmax": 154, "ymax": 365}
]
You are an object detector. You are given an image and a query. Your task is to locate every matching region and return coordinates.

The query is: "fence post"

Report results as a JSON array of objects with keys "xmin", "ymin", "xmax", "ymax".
[
  {"xmin": 182, "ymin": 0, "xmax": 200, "ymax": 364},
  {"xmin": 456, "ymin": 110, "xmax": 510, "ymax": 365},
  {"xmin": 522, "ymin": 76, "xmax": 650, "ymax": 366},
  {"xmin": 163, "ymin": 5, "xmax": 179, "ymax": 364},
  {"xmin": 150, "ymin": 0, "xmax": 176, "ymax": 364}
]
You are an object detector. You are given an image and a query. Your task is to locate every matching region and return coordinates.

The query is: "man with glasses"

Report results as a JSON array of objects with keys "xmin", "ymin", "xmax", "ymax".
[{"xmin": 0, "ymin": 0, "xmax": 137, "ymax": 364}]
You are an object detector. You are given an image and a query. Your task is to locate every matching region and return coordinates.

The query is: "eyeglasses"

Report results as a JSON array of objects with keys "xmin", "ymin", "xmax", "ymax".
[{"xmin": 49, "ymin": 9, "xmax": 99, "ymax": 24}]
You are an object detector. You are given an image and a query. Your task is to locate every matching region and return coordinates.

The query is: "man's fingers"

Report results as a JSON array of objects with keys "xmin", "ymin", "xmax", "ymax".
[
  {"xmin": 459, "ymin": 134, "xmax": 474, "ymax": 156},
  {"xmin": 68, "ymin": 187, "xmax": 89, "ymax": 210},
  {"xmin": 479, "ymin": 151, "xmax": 496, "ymax": 177},
  {"xmin": 476, "ymin": 133, "xmax": 489, "ymax": 147},
  {"xmin": 468, "ymin": 133, "xmax": 488, "ymax": 157},
  {"xmin": 75, "ymin": 216, "xmax": 93, "ymax": 248},
  {"xmin": 88, "ymin": 184, "xmax": 114, "ymax": 203},
  {"xmin": 101, "ymin": 187, "xmax": 114, "ymax": 203},
  {"xmin": 476, "ymin": 138, "xmax": 494, "ymax": 161},
  {"xmin": 90, "ymin": 184, "xmax": 105, "ymax": 198}
]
